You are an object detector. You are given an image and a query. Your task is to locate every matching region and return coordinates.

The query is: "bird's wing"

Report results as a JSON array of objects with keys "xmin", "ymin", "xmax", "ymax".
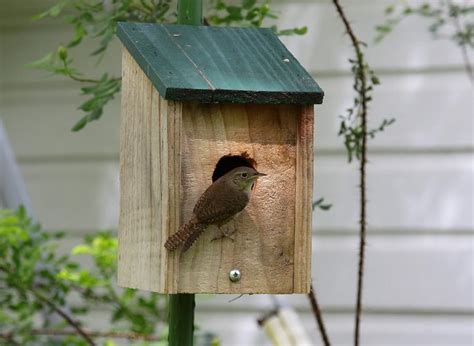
[{"xmin": 193, "ymin": 179, "xmax": 249, "ymax": 224}]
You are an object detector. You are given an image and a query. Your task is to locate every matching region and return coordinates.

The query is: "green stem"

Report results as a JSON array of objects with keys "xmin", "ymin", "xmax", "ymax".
[{"xmin": 167, "ymin": 2, "xmax": 201, "ymax": 346}]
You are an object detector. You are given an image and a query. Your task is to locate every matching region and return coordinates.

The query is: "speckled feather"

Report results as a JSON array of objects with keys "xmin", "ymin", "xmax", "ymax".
[{"xmin": 193, "ymin": 178, "xmax": 250, "ymax": 224}]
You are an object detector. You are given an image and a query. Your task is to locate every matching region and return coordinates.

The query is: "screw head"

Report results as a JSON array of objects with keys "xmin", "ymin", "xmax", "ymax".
[{"xmin": 229, "ymin": 269, "xmax": 241, "ymax": 282}]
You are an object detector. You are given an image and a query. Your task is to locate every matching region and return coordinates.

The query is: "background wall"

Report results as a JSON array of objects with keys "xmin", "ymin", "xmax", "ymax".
[{"xmin": 1, "ymin": 0, "xmax": 473, "ymax": 345}]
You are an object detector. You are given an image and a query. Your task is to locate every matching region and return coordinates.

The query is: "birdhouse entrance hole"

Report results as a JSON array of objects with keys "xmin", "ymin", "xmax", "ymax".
[{"xmin": 212, "ymin": 153, "xmax": 257, "ymax": 182}]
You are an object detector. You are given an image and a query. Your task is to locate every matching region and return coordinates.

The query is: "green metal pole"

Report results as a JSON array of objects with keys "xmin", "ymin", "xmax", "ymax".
[
  {"xmin": 168, "ymin": 2, "xmax": 201, "ymax": 346},
  {"xmin": 177, "ymin": 0, "xmax": 203, "ymax": 25},
  {"xmin": 169, "ymin": 294, "xmax": 195, "ymax": 346}
]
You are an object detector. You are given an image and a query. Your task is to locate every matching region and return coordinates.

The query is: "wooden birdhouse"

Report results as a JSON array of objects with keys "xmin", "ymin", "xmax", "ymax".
[{"xmin": 117, "ymin": 22, "xmax": 323, "ymax": 294}]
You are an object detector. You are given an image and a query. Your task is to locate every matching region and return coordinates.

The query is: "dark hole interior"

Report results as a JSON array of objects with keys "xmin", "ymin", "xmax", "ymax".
[{"xmin": 212, "ymin": 152, "xmax": 257, "ymax": 182}]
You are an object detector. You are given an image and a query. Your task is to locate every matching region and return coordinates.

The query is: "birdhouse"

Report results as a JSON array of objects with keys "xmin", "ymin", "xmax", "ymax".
[{"xmin": 117, "ymin": 22, "xmax": 323, "ymax": 294}]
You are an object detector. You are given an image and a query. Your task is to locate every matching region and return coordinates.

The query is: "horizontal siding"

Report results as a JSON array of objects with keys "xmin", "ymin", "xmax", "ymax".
[
  {"xmin": 56, "ymin": 232, "xmax": 473, "ymax": 312},
  {"xmin": 195, "ymin": 311, "xmax": 474, "ymax": 346},
  {"xmin": 18, "ymin": 155, "xmax": 473, "ymax": 232},
  {"xmin": 2, "ymin": 70, "xmax": 473, "ymax": 158},
  {"xmin": 74, "ymin": 308, "xmax": 474, "ymax": 346},
  {"xmin": 1, "ymin": 0, "xmax": 473, "ymax": 345},
  {"xmin": 200, "ymin": 235, "xmax": 473, "ymax": 311},
  {"xmin": 75, "ymin": 309, "xmax": 474, "ymax": 345},
  {"xmin": 276, "ymin": 1, "xmax": 466, "ymax": 72}
]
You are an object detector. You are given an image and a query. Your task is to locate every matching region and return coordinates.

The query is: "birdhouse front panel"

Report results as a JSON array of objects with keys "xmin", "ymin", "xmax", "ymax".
[
  {"xmin": 117, "ymin": 23, "xmax": 322, "ymax": 294},
  {"xmin": 175, "ymin": 102, "xmax": 313, "ymax": 293}
]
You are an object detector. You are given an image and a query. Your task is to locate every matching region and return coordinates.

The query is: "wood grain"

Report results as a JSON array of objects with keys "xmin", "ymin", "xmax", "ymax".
[
  {"xmin": 293, "ymin": 106, "xmax": 314, "ymax": 293},
  {"xmin": 118, "ymin": 48, "xmax": 182, "ymax": 292},
  {"xmin": 177, "ymin": 102, "xmax": 305, "ymax": 293}
]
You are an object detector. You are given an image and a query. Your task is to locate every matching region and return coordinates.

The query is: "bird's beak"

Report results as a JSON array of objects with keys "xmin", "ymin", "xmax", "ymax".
[{"xmin": 255, "ymin": 172, "xmax": 267, "ymax": 177}]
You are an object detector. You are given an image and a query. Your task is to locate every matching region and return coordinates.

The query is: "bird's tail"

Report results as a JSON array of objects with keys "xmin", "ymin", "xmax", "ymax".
[{"xmin": 164, "ymin": 219, "xmax": 207, "ymax": 252}]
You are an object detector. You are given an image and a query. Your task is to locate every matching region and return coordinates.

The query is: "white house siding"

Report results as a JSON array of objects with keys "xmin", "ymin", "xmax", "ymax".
[{"xmin": 1, "ymin": 0, "xmax": 473, "ymax": 345}]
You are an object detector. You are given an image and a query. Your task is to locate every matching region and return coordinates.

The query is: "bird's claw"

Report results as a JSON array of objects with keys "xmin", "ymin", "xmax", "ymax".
[{"xmin": 211, "ymin": 228, "xmax": 235, "ymax": 242}]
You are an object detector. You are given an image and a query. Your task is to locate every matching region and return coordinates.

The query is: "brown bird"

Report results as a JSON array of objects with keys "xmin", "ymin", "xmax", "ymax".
[{"xmin": 164, "ymin": 166, "xmax": 266, "ymax": 252}]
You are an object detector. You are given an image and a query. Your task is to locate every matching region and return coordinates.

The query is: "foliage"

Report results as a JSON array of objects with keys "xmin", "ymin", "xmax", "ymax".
[
  {"xmin": 31, "ymin": 0, "xmax": 306, "ymax": 131},
  {"xmin": 335, "ymin": 41, "xmax": 395, "ymax": 163},
  {"xmin": 0, "ymin": 207, "xmax": 167, "ymax": 345},
  {"xmin": 375, "ymin": 0, "xmax": 474, "ymax": 82},
  {"xmin": 207, "ymin": 0, "xmax": 307, "ymax": 35},
  {"xmin": 31, "ymin": 0, "xmax": 175, "ymax": 131}
]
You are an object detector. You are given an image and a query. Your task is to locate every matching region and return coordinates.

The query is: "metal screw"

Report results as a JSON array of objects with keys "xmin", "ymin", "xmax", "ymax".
[{"xmin": 229, "ymin": 269, "xmax": 241, "ymax": 282}]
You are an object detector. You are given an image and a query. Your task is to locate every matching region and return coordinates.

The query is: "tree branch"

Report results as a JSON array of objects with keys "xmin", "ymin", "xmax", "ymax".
[
  {"xmin": 0, "ymin": 265, "xmax": 95, "ymax": 346},
  {"xmin": 331, "ymin": 1, "xmax": 369, "ymax": 345},
  {"xmin": 308, "ymin": 284, "xmax": 331, "ymax": 346},
  {"xmin": 29, "ymin": 289, "xmax": 96, "ymax": 346},
  {"xmin": 447, "ymin": 0, "xmax": 474, "ymax": 83}
]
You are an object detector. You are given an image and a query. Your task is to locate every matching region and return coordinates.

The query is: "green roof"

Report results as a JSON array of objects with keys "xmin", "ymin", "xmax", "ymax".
[{"xmin": 117, "ymin": 22, "xmax": 324, "ymax": 105}]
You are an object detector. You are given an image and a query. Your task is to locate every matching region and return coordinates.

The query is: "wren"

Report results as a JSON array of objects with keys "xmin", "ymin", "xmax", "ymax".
[{"xmin": 164, "ymin": 166, "xmax": 266, "ymax": 252}]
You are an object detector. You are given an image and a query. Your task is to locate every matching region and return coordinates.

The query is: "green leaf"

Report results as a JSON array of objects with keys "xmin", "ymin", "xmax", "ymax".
[
  {"xmin": 375, "ymin": 24, "xmax": 392, "ymax": 34},
  {"xmin": 278, "ymin": 26, "xmax": 308, "ymax": 36},
  {"xmin": 226, "ymin": 6, "xmax": 243, "ymax": 21},
  {"xmin": 72, "ymin": 244, "xmax": 92, "ymax": 255},
  {"xmin": 33, "ymin": 2, "xmax": 66, "ymax": 20},
  {"xmin": 71, "ymin": 115, "xmax": 89, "ymax": 132},
  {"xmin": 26, "ymin": 53, "xmax": 54, "ymax": 69},
  {"xmin": 385, "ymin": 5, "xmax": 395, "ymax": 15},
  {"xmin": 68, "ymin": 24, "xmax": 87, "ymax": 48},
  {"xmin": 243, "ymin": 0, "xmax": 257, "ymax": 10},
  {"xmin": 312, "ymin": 198, "xmax": 332, "ymax": 211},
  {"xmin": 49, "ymin": 3, "xmax": 63, "ymax": 17}
]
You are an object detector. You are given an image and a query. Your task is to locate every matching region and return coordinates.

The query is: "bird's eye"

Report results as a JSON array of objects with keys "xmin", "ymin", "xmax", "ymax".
[{"xmin": 241, "ymin": 173, "xmax": 248, "ymax": 178}]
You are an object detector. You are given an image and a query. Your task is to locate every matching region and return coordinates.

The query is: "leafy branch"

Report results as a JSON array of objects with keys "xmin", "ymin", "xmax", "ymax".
[
  {"xmin": 330, "ymin": 0, "xmax": 392, "ymax": 344},
  {"xmin": 32, "ymin": 0, "xmax": 307, "ymax": 132},
  {"xmin": 0, "ymin": 207, "xmax": 167, "ymax": 345},
  {"xmin": 31, "ymin": 0, "xmax": 175, "ymax": 131},
  {"xmin": 207, "ymin": 0, "xmax": 307, "ymax": 35},
  {"xmin": 375, "ymin": 1, "xmax": 474, "ymax": 83},
  {"xmin": 0, "ymin": 263, "xmax": 95, "ymax": 346}
]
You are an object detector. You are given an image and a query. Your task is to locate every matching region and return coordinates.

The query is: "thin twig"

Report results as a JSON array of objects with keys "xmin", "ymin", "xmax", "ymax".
[
  {"xmin": 67, "ymin": 74, "xmax": 103, "ymax": 84},
  {"xmin": 447, "ymin": 0, "xmax": 474, "ymax": 83},
  {"xmin": 0, "ymin": 329, "xmax": 161, "ymax": 341},
  {"xmin": 331, "ymin": 1, "xmax": 369, "ymax": 345},
  {"xmin": 308, "ymin": 284, "xmax": 331, "ymax": 346},
  {"xmin": 29, "ymin": 290, "xmax": 96, "ymax": 346}
]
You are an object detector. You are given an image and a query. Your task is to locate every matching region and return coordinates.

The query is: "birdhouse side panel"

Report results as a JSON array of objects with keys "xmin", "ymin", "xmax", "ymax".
[
  {"xmin": 175, "ymin": 103, "xmax": 309, "ymax": 294},
  {"xmin": 119, "ymin": 48, "xmax": 180, "ymax": 293},
  {"xmin": 294, "ymin": 105, "xmax": 314, "ymax": 293}
]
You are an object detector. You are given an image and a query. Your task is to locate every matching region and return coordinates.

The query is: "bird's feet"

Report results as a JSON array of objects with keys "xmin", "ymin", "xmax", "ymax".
[{"xmin": 211, "ymin": 227, "xmax": 235, "ymax": 242}]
